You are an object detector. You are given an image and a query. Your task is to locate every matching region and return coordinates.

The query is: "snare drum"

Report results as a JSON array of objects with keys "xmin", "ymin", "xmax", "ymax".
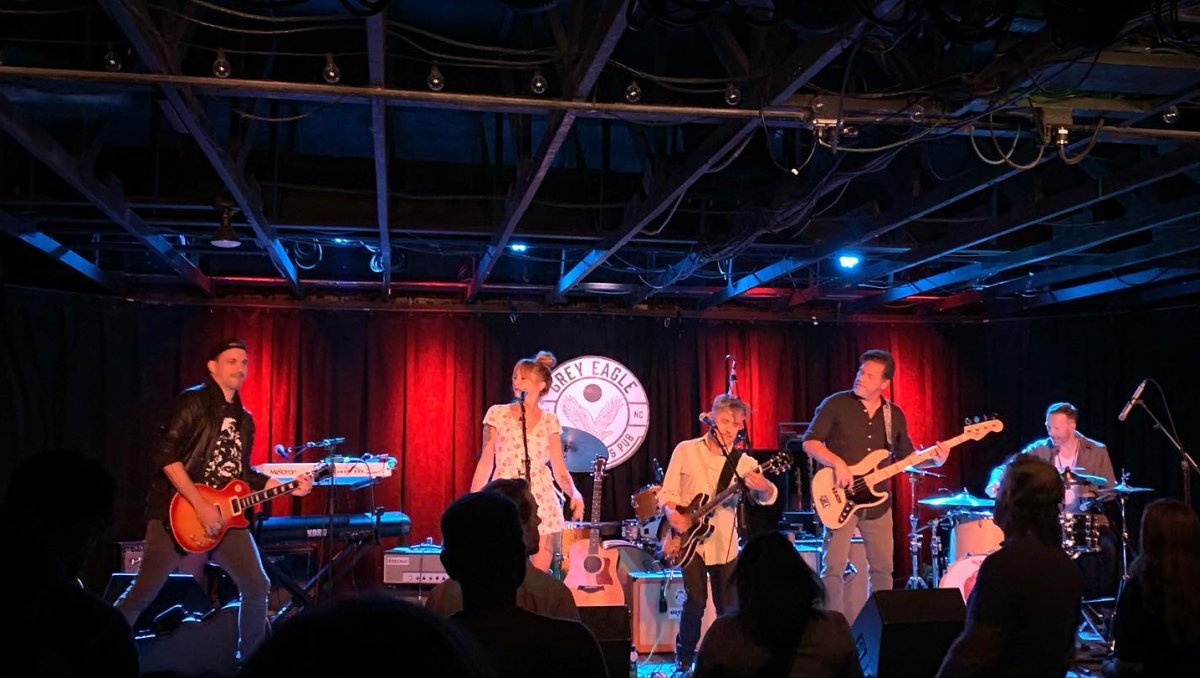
[
  {"xmin": 1060, "ymin": 512, "xmax": 1100, "ymax": 555},
  {"xmin": 631, "ymin": 484, "xmax": 662, "ymax": 523},
  {"xmin": 939, "ymin": 554, "xmax": 987, "ymax": 602},
  {"xmin": 949, "ymin": 513, "xmax": 1004, "ymax": 562}
]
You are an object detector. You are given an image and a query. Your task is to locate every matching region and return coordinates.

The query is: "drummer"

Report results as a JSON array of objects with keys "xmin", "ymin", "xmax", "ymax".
[{"xmin": 984, "ymin": 402, "xmax": 1118, "ymax": 597}]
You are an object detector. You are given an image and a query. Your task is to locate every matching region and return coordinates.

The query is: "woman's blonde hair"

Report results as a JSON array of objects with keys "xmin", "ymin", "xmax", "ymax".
[{"xmin": 514, "ymin": 350, "xmax": 557, "ymax": 396}]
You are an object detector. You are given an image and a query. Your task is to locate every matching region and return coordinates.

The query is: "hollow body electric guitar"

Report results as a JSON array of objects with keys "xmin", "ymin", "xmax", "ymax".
[
  {"xmin": 169, "ymin": 462, "xmax": 329, "ymax": 553},
  {"xmin": 563, "ymin": 455, "xmax": 625, "ymax": 605},
  {"xmin": 658, "ymin": 452, "xmax": 792, "ymax": 568},
  {"xmin": 811, "ymin": 418, "xmax": 1003, "ymax": 530}
]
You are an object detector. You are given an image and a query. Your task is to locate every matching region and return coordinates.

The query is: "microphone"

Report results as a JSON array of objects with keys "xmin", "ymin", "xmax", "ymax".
[
  {"xmin": 698, "ymin": 412, "xmax": 715, "ymax": 427},
  {"xmin": 321, "ymin": 436, "xmax": 346, "ymax": 447},
  {"xmin": 273, "ymin": 443, "xmax": 289, "ymax": 459},
  {"xmin": 1118, "ymin": 379, "xmax": 1148, "ymax": 422},
  {"xmin": 519, "ymin": 390, "xmax": 527, "ymax": 403}
]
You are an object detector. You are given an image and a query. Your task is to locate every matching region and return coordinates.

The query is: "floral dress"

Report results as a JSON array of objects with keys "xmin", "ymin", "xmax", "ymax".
[{"xmin": 484, "ymin": 404, "xmax": 564, "ymax": 535}]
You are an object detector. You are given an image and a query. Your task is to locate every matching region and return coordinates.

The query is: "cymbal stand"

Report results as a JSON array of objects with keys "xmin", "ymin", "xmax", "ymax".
[
  {"xmin": 1116, "ymin": 469, "xmax": 1134, "ymax": 581},
  {"xmin": 929, "ymin": 517, "xmax": 943, "ymax": 588},
  {"xmin": 904, "ymin": 470, "xmax": 927, "ymax": 589}
]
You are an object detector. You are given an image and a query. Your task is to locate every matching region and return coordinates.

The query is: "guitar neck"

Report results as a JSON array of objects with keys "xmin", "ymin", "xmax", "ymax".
[
  {"xmin": 235, "ymin": 478, "xmax": 301, "ymax": 513},
  {"xmin": 864, "ymin": 433, "xmax": 970, "ymax": 485},
  {"xmin": 588, "ymin": 467, "xmax": 604, "ymax": 553}
]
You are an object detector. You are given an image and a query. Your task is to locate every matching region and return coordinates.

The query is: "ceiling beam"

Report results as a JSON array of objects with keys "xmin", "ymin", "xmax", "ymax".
[
  {"xmin": 468, "ymin": 0, "xmax": 628, "ymax": 302},
  {"xmin": 1119, "ymin": 276, "xmax": 1200, "ymax": 306},
  {"xmin": 993, "ymin": 267, "xmax": 1198, "ymax": 313},
  {"xmin": 0, "ymin": 209, "xmax": 116, "ymax": 291},
  {"xmin": 936, "ymin": 226, "xmax": 1200, "ymax": 311},
  {"xmin": 98, "ymin": 0, "xmax": 300, "ymax": 295},
  {"xmin": 843, "ymin": 146, "xmax": 1200, "ymax": 311},
  {"xmin": 367, "ymin": 13, "xmax": 391, "ymax": 296},
  {"xmin": 553, "ymin": 0, "xmax": 903, "ymax": 302},
  {"xmin": 0, "ymin": 93, "xmax": 212, "ymax": 295}
]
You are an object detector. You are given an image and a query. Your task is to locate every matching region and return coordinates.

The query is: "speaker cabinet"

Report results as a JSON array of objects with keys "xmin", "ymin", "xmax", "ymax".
[
  {"xmin": 102, "ymin": 572, "xmax": 213, "ymax": 632},
  {"xmin": 578, "ymin": 605, "xmax": 632, "ymax": 678},
  {"xmin": 627, "ymin": 571, "xmax": 717, "ymax": 653},
  {"xmin": 850, "ymin": 589, "xmax": 965, "ymax": 678}
]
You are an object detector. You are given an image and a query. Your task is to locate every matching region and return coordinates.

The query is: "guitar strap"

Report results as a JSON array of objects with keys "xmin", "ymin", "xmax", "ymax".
[
  {"xmin": 716, "ymin": 448, "xmax": 744, "ymax": 493},
  {"xmin": 882, "ymin": 399, "xmax": 894, "ymax": 454}
]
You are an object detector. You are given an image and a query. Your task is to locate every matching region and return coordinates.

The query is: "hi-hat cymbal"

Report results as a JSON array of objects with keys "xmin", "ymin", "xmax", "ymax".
[
  {"xmin": 561, "ymin": 427, "xmax": 609, "ymax": 472},
  {"xmin": 1061, "ymin": 468, "xmax": 1109, "ymax": 487},
  {"xmin": 563, "ymin": 520, "xmax": 622, "ymax": 529},
  {"xmin": 918, "ymin": 489, "xmax": 995, "ymax": 509},
  {"xmin": 1100, "ymin": 482, "xmax": 1154, "ymax": 495}
]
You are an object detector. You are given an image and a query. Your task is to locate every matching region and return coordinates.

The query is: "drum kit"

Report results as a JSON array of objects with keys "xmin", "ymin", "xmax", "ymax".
[
  {"xmin": 556, "ymin": 427, "xmax": 667, "ymax": 575},
  {"xmin": 905, "ymin": 466, "xmax": 1154, "ymax": 602}
]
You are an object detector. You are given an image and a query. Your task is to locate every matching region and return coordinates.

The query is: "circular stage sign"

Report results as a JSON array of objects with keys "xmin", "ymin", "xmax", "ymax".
[{"xmin": 542, "ymin": 355, "xmax": 649, "ymax": 469}]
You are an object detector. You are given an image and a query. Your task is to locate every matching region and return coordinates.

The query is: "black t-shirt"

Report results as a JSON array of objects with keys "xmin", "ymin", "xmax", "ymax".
[
  {"xmin": 938, "ymin": 535, "xmax": 1083, "ymax": 678},
  {"xmin": 802, "ymin": 391, "xmax": 915, "ymax": 516},
  {"xmin": 201, "ymin": 400, "xmax": 245, "ymax": 487}
]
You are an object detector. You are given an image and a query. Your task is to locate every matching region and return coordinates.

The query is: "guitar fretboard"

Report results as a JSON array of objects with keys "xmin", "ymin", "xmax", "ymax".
[
  {"xmin": 588, "ymin": 461, "xmax": 605, "ymax": 554},
  {"xmin": 862, "ymin": 432, "xmax": 974, "ymax": 486}
]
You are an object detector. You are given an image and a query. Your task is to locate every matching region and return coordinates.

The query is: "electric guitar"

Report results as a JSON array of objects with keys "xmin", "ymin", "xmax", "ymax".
[
  {"xmin": 811, "ymin": 417, "xmax": 1004, "ymax": 529},
  {"xmin": 563, "ymin": 455, "xmax": 625, "ymax": 605},
  {"xmin": 658, "ymin": 452, "xmax": 792, "ymax": 568},
  {"xmin": 169, "ymin": 462, "xmax": 329, "ymax": 553}
]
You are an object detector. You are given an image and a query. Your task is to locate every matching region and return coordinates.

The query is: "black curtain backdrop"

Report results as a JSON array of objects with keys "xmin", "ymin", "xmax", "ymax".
[{"xmin": 3, "ymin": 285, "xmax": 1197, "ymax": 591}]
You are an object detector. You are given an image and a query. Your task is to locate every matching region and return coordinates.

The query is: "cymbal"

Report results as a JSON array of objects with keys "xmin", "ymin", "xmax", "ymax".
[
  {"xmin": 1061, "ymin": 468, "xmax": 1109, "ymax": 487},
  {"xmin": 918, "ymin": 490, "xmax": 995, "ymax": 509},
  {"xmin": 1100, "ymin": 482, "xmax": 1154, "ymax": 495},
  {"xmin": 561, "ymin": 427, "xmax": 609, "ymax": 472}
]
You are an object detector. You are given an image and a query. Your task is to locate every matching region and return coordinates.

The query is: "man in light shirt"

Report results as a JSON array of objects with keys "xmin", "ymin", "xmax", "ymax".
[{"xmin": 660, "ymin": 394, "xmax": 778, "ymax": 675}]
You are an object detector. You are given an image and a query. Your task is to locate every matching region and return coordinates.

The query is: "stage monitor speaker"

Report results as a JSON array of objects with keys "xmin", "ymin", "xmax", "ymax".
[
  {"xmin": 850, "ymin": 589, "xmax": 965, "ymax": 678},
  {"xmin": 578, "ymin": 605, "xmax": 632, "ymax": 678},
  {"xmin": 628, "ymin": 571, "xmax": 718, "ymax": 653},
  {"xmin": 102, "ymin": 572, "xmax": 213, "ymax": 632},
  {"xmin": 135, "ymin": 602, "xmax": 239, "ymax": 677}
]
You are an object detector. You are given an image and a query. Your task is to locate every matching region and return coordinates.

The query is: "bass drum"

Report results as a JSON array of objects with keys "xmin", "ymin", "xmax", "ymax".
[{"xmin": 939, "ymin": 554, "xmax": 988, "ymax": 603}]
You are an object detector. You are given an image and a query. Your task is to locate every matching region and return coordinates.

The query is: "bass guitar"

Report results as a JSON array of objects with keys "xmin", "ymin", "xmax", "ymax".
[{"xmin": 811, "ymin": 417, "xmax": 1003, "ymax": 529}]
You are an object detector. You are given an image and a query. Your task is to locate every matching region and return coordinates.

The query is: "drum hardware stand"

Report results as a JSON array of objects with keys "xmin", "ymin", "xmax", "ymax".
[
  {"xmin": 904, "ymin": 469, "xmax": 929, "ymax": 589},
  {"xmin": 928, "ymin": 517, "xmax": 943, "ymax": 588}
]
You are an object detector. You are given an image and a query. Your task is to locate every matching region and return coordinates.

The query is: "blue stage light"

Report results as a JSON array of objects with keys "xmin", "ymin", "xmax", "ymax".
[
  {"xmin": 510, "ymin": 243, "xmax": 528, "ymax": 253},
  {"xmin": 837, "ymin": 255, "xmax": 861, "ymax": 270}
]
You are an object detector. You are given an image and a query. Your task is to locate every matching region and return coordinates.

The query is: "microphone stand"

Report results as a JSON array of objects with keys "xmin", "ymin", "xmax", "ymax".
[
  {"xmin": 1133, "ymin": 400, "xmax": 1200, "ymax": 507},
  {"xmin": 519, "ymin": 392, "xmax": 531, "ymax": 482}
]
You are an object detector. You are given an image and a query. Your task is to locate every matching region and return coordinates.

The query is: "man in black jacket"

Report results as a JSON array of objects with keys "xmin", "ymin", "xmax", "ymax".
[{"xmin": 115, "ymin": 338, "xmax": 312, "ymax": 661}]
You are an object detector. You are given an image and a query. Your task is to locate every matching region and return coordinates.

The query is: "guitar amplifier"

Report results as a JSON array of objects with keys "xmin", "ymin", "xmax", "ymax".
[
  {"xmin": 795, "ymin": 536, "xmax": 870, "ymax": 624},
  {"xmin": 382, "ymin": 540, "xmax": 449, "ymax": 585},
  {"xmin": 628, "ymin": 571, "xmax": 717, "ymax": 653}
]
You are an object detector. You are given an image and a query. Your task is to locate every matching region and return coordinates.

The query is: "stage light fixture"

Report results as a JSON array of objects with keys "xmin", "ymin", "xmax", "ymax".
[
  {"xmin": 322, "ymin": 53, "xmax": 342, "ymax": 84},
  {"xmin": 211, "ymin": 208, "xmax": 240, "ymax": 249},
  {"xmin": 530, "ymin": 70, "xmax": 547, "ymax": 95},
  {"xmin": 510, "ymin": 243, "xmax": 528, "ymax": 252},
  {"xmin": 724, "ymin": 83, "xmax": 741, "ymax": 107},
  {"xmin": 212, "ymin": 48, "xmax": 231, "ymax": 79},
  {"xmin": 1163, "ymin": 105, "xmax": 1180, "ymax": 124},
  {"xmin": 624, "ymin": 80, "xmax": 642, "ymax": 104},
  {"xmin": 103, "ymin": 44, "xmax": 122, "ymax": 72},
  {"xmin": 427, "ymin": 63, "xmax": 445, "ymax": 91},
  {"xmin": 837, "ymin": 254, "xmax": 860, "ymax": 270},
  {"xmin": 909, "ymin": 103, "xmax": 925, "ymax": 122}
]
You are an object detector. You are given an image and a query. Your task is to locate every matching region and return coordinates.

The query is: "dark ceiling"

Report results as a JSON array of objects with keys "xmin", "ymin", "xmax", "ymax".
[{"xmin": 2, "ymin": 0, "xmax": 1200, "ymax": 319}]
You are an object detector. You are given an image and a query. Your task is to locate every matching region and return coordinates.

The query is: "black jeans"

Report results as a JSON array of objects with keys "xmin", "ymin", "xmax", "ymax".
[{"xmin": 676, "ymin": 556, "xmax": 737, "ymax": 665}]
